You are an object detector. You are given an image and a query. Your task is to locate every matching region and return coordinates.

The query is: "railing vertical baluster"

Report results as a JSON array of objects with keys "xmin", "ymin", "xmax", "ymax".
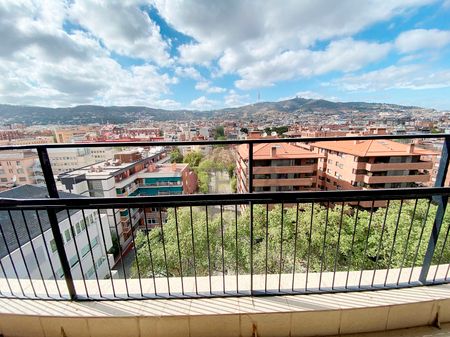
[
  {"xmin": 265, "ymin": 203, "xmax": 269, "ymax": 293},
  {"xmin": 142, "ymin": 207, "xmax": 157, "ymax": 296},
  {"xmin": 173, "ymin": 207, "xmax": 184, "ymax": 295},
  {"xmin": 249, "ymin": 201, "xmax": 254, "ymax": 294},
  {"xmin": 409, "ymin": 199, "xmax": 432, "ymax": 284},
  {"xmin": 345, "ymin": 202, "xmax": 360, "ymax": 289},
  {"xmin": 66, "ymin": 209, "xmax": 88, "ymax": 298},
  {"xmin": 397, "ymin": 199, "xmax": 418, "ymax": 286},
  {"xmin": 278, "ymin": 203, "xmax": 284, "ymax": 292},
  {"xmin": 319, "ymin": 201, "xmax": 330, "ymax": 290},
  {"xmin": 359, "ymin": 200, "xmax": 375, "ymax": 288},
  {"xmin": 36, "ymin": 210, "xmax": 61, "ymax": 298},
  {"xmin": 128, "ymin": 208, "xmax": 143, "ymax": 297},
  {"xmin": 0, "ymin": 255, "xmax": 13, "ymax": 296},
  {"xmin": 21, "ymin": 210, "xmax": 49, "ymax": 297},
  {"xmin": 371, "ymin": 200, "xmax": 391, "ymax": 287},
  {"xmin": 0, "ymin": 221, "xmax": 23, "ymax": 297},
  {"xmin": 220, "ymin": 205, "xmax": 226, "ymax": 294},
  {"xmin": 205, "ymin": 206, "xmax": 212, "ymax": 294},
  {"xmin": 112, "ymin": 208, "xmax": 129, "ymax": 298},
  {"xmin": 305, "ymin": 202, "xmax": 314, "ymax": 291},
  {"xmin": 384, "ymin": 200, "xmax": 404, "ymax": 286},
  {"xmin": 432, "ymin": 222, "xmax": 450, "ymax": 282},
  {"xmin": 158, "ymin": 207, "xmax": 170, "ymax": 296},
  {"xmin": 97, "ymin": 209, "xmax": 116, "ymax": 298},
  {"xmin": 8, "ymin": 210, "xmax": 37, "ymax": 297},
  {"xmin": 189, "ymin": 206, "xmax": 198, "ymax": 295},
  {"xmin": 291, "ymin": 202, "xmax": 299, "ymax": 292},
  {"xmin": 248, "ymin": 142, "xmax": 254, "ymax": 294},
  {"xmin": 82, "ymin": 209, "xmax": 102, "ymax": 298},
  {"xmin": 419, "ymin": 136, "xmax": 450, "ymax": 283},
  {"xmin": 235, "ymin": 204, "xmax": 239, "ymax": 294},
  {"xmin": 332, "ymin": 202, "xmax": 345, "ymax": 290},
  {"xmin": 37, "ymin": 147, "xmax": 76, "ymax": 300}
]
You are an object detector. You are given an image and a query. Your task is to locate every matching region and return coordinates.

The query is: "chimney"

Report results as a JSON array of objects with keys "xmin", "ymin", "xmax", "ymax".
[
  {"xmin": 172, "ymin": 162, "xmax": 177, "ymax": 171},
  {"xmin": 408, "ymin": 143, "xmax": 415, "ymax": 153},
  {"xmin": 271, "ymin": 146, "xmax": 277, "ymax": 157}
]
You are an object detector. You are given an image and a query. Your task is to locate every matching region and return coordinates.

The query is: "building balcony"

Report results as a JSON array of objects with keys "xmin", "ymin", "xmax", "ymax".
[
  {"xmin": 253, "ymin": 177, "xmax": 315, "ymax": 187},
  {"xmin": 365, "ymin": 161, "xmax": 433, "ymax": 172},
  {"xmin": 0, "ymin": 134, "xmax": 449, "ymax": 337},
  {"xmin": 253, "ymin": 164, "xmax": 316, "ymax": 174},
  {"xmin": 363, "ymin": 173, "xmax": 430, "ymax": 184}
]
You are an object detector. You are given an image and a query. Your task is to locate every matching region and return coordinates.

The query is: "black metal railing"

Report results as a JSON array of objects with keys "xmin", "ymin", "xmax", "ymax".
[{"xmin": 0, "ymin": 133, "xmax": 448, "ymax": 301}]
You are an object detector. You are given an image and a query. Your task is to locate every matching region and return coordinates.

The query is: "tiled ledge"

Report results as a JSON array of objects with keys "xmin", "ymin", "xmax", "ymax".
[{"xmin": 1, "ymin": 277, "xmax": 450, "ymax": 336}]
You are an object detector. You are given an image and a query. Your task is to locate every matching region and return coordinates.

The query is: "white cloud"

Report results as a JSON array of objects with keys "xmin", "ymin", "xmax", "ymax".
[
  {"xmin": 224, "ymin": 90, "xmax": 250, "ymax": 107},
  {"xmin": 155, "ymin": 0, "xmax": 432, "ymax": 77},
  {"xmin": 235, "ymin": 39, "xmax": 391, "ymax": 89},
  {"xmin": 395, "ymin": 29, "xmax": 450, "ymax": 53},
  {"xmin": 332, "ymin": 65, "xmax": 450, "ymax": 91},
  {"xmin": 69, "ymin": 0, "xmax": 171, "ymax": 65},
  {"xmin": 190, "ymin": 96, "xmax": 218, "ymax": 109},
  {"xmin": 174, "ymin": 66, "xmax": 203, "ymax": 81},
  {"xmin": 0, "ymin": 1, "xmax": 178, "ymax": 107},
  {"xmin": 195, "ymin": 81, "xmax": 226, "ymax": 93}
]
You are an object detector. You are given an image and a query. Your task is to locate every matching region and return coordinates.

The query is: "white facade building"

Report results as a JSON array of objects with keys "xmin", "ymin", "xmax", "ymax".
[{"xmin": 0, "ymin": 185, "xmax": 113, "ymax": 282}]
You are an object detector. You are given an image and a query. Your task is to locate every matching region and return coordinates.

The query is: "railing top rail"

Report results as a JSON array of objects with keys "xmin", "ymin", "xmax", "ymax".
[
  {"xmin": 1, "ymin": 187, "xmax": 449, "ymax": 209},
  {"xmin": 0, "ymin": 133, "xmax": 449, "ymax": 151}
]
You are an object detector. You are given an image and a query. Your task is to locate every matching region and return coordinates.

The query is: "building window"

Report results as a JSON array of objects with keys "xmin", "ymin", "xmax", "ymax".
[
  {"xmin": 19, "ymin": 177, "xmax": 27, "ymax": 182},
  {"xmin": 76, "ymin": 222, "xmax": 82, "ymax": 235},
  {"xmin": 50, "ymin": 239, "xmax": 57, "ymax": 253},
  {"xmin": 0, "ymin": 178, "xmax": 7, "ymax": 182},
  {"xmin": 64, "ymin": 229, "xmax": 71, "ymax": 242}
]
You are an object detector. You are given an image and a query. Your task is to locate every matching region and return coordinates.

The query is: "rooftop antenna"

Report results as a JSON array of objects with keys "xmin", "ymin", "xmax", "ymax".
[{"xmin": 257, "ymin": 91, "xmax": 260, "ymax": 102}]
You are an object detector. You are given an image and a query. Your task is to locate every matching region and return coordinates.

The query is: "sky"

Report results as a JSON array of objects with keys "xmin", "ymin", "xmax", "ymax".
[{"xmin": 1, "ymin": 0, "xmax": 450, "ymax": 111}]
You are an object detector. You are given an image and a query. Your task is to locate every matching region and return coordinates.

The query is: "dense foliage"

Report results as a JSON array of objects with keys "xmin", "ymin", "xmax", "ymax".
[{"xmin": 131, "ymin": 200, "xmax": 450, "ymax": 278}]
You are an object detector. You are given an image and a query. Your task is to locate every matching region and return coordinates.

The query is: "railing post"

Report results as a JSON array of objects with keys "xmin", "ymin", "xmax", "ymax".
[
  {"xmin": 419, "ymin": 136, "xmax": 450, "ymax": 284},
  {"xmin": 248, "ymin": 142, "xmax": 254, "ymax": 294},
  {"xmin": 37, "ymin": 147, "xmax": 77, "ymax": 300}
]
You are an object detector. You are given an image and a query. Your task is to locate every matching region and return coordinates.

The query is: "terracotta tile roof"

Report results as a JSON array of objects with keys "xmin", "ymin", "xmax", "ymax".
[
  {"xmin": 238, "ymin": 143, "xmax": 323, "ymax": 160},
  {"xmin": 312, "ymin": 139, "xmax": 438, "ymax": 157}
]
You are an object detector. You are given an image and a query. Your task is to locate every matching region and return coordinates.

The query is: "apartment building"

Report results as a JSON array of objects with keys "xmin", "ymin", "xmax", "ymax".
[
  {"xmin": 236, "ymin": 143, "xmax": 323, "ymax": 193},
  {"xmin": 306, "ymin": 140, "xmax": 436, "ymax": 191},
  {"xmin": 48, "ymin": 147, "xmax": 116, "ymax": 175},
  {"xmin": 0, "ymin": 150, "xmax": 40, "ymax": 191},
  {"xmin": 54, "ymin": 127, "xmax": 90, "ymax": 143},
  {"xmin": 0, "ymin": 185, "xmax": 113, "ymax": 281},
  {"xmin": 58, "ymin": 148, "xmax": 197, "ymax": 248}
]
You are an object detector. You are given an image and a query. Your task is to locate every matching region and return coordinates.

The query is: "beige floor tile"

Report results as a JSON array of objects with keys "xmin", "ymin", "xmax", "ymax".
[{"xmin": 87, "ymin": 317, "xmax": 139, "ymax": 337}]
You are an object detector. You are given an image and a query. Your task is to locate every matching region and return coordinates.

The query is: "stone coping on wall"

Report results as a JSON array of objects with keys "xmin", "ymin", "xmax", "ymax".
[{"xmin": 1, "ymin": 267, "xmax": 450, "ymax": 336}]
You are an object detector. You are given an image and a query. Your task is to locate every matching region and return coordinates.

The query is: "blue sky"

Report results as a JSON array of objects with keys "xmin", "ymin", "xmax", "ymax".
[{"xmin": 1, "ymin": 0, "xmax": 450, "ymax": 110}]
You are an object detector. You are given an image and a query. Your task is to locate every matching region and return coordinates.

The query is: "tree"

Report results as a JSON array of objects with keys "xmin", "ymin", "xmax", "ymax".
[
  {"xmin": 170, "ymin": 148, "xmax": 183, "ymax": 163},
  {"xmin": 214, "ymin": 125, "xmax": 225, "ymax": 139},
  {"xmin": 131, "ymin": 199, "xmax": 447, "ymax": 279},
  {"xmin": 183, "ymin": 151, "xmax": 203, "ymax": 168}
]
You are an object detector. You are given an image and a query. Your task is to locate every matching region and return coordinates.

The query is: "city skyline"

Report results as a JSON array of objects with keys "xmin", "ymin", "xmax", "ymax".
[{"xmin": 0, "ymin": 1, "xmax": 450, "ymax": 110}]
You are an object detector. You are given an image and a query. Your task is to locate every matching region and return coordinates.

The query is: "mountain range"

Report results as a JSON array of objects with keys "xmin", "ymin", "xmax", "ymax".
[{"xmin": 0, "ymin": 97, "xmax": 433, "ymax": 125}]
